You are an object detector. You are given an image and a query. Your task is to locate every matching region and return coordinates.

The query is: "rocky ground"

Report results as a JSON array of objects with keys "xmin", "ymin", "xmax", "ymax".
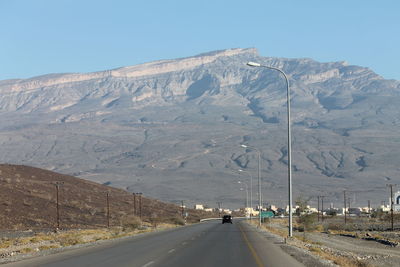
[{"xmin": 254, "ymin": 218, "xmax": 400, "ymax": 267}]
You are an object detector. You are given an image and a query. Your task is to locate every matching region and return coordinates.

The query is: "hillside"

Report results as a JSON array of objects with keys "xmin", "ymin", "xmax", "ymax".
[
  {"xmin": 0, "ymin": 164, "xmax": 202, "ymax": 230},
  {"xmin": 0, "ymin": 48, "xmax": 399, "ymax": 207}
]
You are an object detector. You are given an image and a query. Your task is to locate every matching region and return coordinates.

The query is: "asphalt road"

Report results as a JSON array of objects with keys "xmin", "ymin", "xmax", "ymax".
[{"xmin": 5, "ymin": 220, "xmax": 304, "ymax": 267}]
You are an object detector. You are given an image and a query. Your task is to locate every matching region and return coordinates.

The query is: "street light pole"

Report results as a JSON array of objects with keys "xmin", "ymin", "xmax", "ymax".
[
  {"xmin": 246, "ymin": 61, "xmax": 293, "ymax": 237},
  {"xmin": 238, "ymin": 169, "xmax": 253, "ymax": 219},
  {"xmin": 240, "ymin": 144, "xmax": 262, "ymax": 227},
  {"xmin": 238, "ymin": 181, "xmax": 249, "ymax": 218}
]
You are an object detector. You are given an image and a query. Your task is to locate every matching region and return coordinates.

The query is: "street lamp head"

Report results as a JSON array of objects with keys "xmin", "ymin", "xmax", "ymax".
[{"xmin": 247, "ymin": 61, "xmax": 261, "ymax": 67}]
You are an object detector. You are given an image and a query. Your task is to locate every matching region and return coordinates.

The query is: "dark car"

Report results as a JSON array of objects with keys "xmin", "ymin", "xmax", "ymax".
[{"xmin": 222, "ymin": 215, "xmax": 232, "ymax": 224}]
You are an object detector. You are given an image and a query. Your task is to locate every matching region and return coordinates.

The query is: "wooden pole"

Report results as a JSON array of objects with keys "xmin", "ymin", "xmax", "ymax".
[
  {"xmin": 106, "ymin": 192, "xmax": 110, "ymax": 228},
  {"xmin": 344, "ymin": 191, "xmax": 347, "ymax": 224}
]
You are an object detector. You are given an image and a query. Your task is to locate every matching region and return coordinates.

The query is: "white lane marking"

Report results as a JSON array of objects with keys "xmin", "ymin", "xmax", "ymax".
[
  {"xmin": 182, "ymin": 242, "xmax": 187, "ymax": 245},
  {"xmin": 142, "ymin": 261, "xmax": 155, "ymax": 267},
  {"xmin": 168, "ymin": 249, "xmax": 176, "ymax": 253}
]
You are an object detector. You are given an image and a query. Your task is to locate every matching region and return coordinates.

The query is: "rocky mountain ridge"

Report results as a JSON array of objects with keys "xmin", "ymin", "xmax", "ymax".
[{"xmin": 0, "ymin": 48, "xmax": 399, "ymax": 208}]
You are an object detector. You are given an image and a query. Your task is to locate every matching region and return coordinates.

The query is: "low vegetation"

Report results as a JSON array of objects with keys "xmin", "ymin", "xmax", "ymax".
[
  {"xmin": 247, "ymin": 218, "xmax": 373, "ymax": 267},
  {"xmin": 0, "ymin": 220, "xmax": 179, "ymax": 259}
]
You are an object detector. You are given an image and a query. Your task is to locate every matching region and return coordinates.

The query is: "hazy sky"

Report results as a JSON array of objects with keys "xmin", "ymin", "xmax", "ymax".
[{"xmin": 1, "ymin": 0, "xmax": 399, "ymax": 80}]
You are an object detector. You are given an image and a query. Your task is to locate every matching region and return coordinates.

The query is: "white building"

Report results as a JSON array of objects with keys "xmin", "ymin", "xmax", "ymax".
[
  {"xmin": 394, "ymin": 191, "xmax": 400, "ymax": 212},
  {"xmin": 286, "ymin": 205, "xmax": 299, "ymax": 214},
  {"xmin": 244, "ymin": 207, "xmax": 259, "ymax": 216},
  {"xmin": 223, "ymin": 209, "xmax": 232, "ymax": 214},
  {"xmin": 269, "ymin": 205, "xmax": 278, "ymax": 212},
  {"xmin": 194, "ymin": 204, "xmax": 204, "ymax": 210},
  {"xmin": 308, "ymin": 207, "xmax": 318, "ymax": 213},
  {"xmin": 380, "ymin": 205, "xmax": 390, "ymax": 212}
]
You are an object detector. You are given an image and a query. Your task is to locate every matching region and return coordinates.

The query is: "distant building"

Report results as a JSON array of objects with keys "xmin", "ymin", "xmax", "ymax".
[
  {"xmin": 394, "ymin": 191, "xmax": 400, "ymax": 212},
  {"xmin": 269, "ymin": 205, "xmax": 278, "ymax": 212},
  {"xmin": 380, "ymin": 205, "xmax": 390, "ymax": 212},
  {"xmin": 308, "ymin": 207, "xmax": 318, "ymax": 213},
  {"xmin": 244, "ymin": 207, "xmax": 258, "ymax": 216},
  {"xmin": 194, "ymin": 204, "xmax": 204, "ymax": 210},
  {"xmin": 204, "ymin": 208, "xmax": 213, "ymax": 212},
  {"xmin": 348, "ymin": 207, "xmax": 361, "ymax": 216},
  {"xmin": 286, "ymin": 205, "xmax": 299, "ymax": 214},
  {"xmin": 223, "ymin": 209, "xmax": 232, "ymax": 214}
]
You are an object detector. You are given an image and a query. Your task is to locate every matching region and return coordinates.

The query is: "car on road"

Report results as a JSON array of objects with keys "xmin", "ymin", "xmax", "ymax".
[{"xmin": 222, "ymin": 215, "xmax": 232, "ymax": 224}]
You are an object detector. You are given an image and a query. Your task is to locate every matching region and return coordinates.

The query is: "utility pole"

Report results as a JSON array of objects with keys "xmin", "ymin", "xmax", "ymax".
[
  {"xmin": 387, "ymin": 184, "xmax": 395, "ymax": 231},
  {"xmin": 368, "ymin": 200, "xmax": 371, "ymax": 217},
  {"xmin": 344, "ymin": 190, "xmax": 347, "ymax": 224},
  {"xmin": 134, "ymin": 193, "xmax": 143, "ymax": 219},
  {"xmin": 317, "ymin": 196, "xmax": 320, "ymax": 222},
  {"xmin": 138, "ymin": 193, "xmax": 143, "ymax": 220},
  {"xmin": 217, "ymin": 202, "xmax": 222, "ymax": 217},
  {"xmin": 133, "ymin": 193, "xmax": 136, "ymax": 216},
  {"xmin": 106, "ymin": 192, "xmax": 110, "ymax": 228},
  {"xmin": 181, "ymin": 200, "xmax": 184, "ymax": 218},
  {"xmin": 321, "ymin": 196, "xmax": 325, "ymax": 222},
  {"xmin": 54, "ymin": 182, "xmax": 63, "ymax": 230}
]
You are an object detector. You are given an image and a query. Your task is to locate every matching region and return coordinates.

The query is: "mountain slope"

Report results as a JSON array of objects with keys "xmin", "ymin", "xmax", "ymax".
[
  {"xmin": 0, "ymin": 48, "xmax": 399, "ymax": 207},
  {"xmin": 0, "ymin": 164, "xmax": 193, "ymax": 230}
]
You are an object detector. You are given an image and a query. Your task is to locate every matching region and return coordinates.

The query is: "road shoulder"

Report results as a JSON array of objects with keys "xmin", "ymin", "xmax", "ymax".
[{"xmin": 242, "ymin": 221, "xmax": 336, "ymax": 267}]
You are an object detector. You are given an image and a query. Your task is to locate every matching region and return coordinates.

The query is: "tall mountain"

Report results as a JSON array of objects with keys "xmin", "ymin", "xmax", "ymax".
[{"xmin": 1, "ymin": 48, "xmax": 399, "ymax": 208}]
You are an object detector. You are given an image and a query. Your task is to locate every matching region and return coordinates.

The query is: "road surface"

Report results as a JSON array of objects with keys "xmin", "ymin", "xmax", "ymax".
[{"xmin": 5, "ymin": 220, "xmax": 304, "ymax": 267}]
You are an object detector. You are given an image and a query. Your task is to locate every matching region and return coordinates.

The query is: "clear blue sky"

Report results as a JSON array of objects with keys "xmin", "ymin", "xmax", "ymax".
[{"xmin": 1, "ymin": 0, "xmax": 399, "ymax": 80}]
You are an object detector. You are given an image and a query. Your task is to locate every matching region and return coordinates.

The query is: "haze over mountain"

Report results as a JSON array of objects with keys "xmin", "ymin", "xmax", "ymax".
[{"xmin": 1, "ymin": 48, "xmax": 399, "ymax": 208}]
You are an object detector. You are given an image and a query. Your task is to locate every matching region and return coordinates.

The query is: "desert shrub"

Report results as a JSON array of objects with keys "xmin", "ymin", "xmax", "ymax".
[
  {"xmin": 297, "ymin": 213, "xmax": 317, "ymax": 232},
  {"xmin": 149, "ymin": 213, "xmax": 160, "ymax": 228},
  {"xmin": 39, "ymin": 245, "xmax": 60, "ymax": 250},
  {"xmin": 295, "ymin": 195, "xmax": 311, "ymax": 216},
  {"xmin": 121, "ymin": 215, "xmax": 141, "ymax": 230},
  {"xmin": 169, "ymin": 216, "xmax": 186, "ymax": 226},
  {"xmin": 314, "ymin": 224, "xmax": 324, "ymax": 232},
  {"xmin": 0, "ymin": 239, "xmax": 13, "ymax": 249},
  {"xmin": 57, "ymin": 234, "xmax": 83, "ymax": 246},
  {"xmin": 20, "ymin": 247, "xmax": 33, "ymax": 253},
  {"xmin": 381, "ymin": 213, "xmax": 400, "ymax": 222}
]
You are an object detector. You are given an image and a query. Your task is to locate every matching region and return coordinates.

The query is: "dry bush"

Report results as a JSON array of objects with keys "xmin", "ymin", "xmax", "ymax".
[
  {"xmin": 149, "ymin": 213, "xmax": 160, "ymax": 228},
  {"xmin": 29, "ymin": 234, "xmax": 54, "ymax": 243},
  {"xmin": 169, "ymin": 216, "xmax": 185, "ymax": 226},
  {"xmin": 20, "ymin": 248, "xmax": 34, "ymax": 253},
  {"xmin": 313, "ymin": 249, "xmax": 371, "ymax": 267},
  {"xmin": 39, "ymin": 244, "xmax": 60, "ymax": 250},
  {"xmin": 121, "ymin": 215, "xmax": 141, "ymax": 230},
  {"xmin": 56, "ymin": 233, "xmax": 84, "ymax": 246},
  {"xmin": 0, "ymin": 239, "xmax": 13, "ymax": 249}
]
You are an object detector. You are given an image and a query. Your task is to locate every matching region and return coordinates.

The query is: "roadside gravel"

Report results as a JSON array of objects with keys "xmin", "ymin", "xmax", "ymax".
[
  {"xmin": 245, "ymin": 222, "xmax": 337, "ymax": 267},
  {"xmin": 306, "ymin": 232, "xmax": 400, "ymax": 267}
]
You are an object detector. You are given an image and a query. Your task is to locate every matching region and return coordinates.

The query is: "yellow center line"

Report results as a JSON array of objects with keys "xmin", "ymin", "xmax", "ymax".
[{"xmin": 238, "ymin": 224, "xmax": 264, "ymax": 267}]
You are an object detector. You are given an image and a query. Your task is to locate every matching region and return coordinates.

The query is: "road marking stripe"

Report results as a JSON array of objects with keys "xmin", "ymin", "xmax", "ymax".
[
  {"xmin": 182, "ymin": 242, "xmax": 187, "ymax": 245},
  {"xmin": 142, "ymin": 261, "xmax": 155, "ymax": 267},
  {"xmin": 239, "ymin": 224, "xmax": 264, "ymax": 267},
  {"xmin": 168, "ymin": 249, "xmax": 176, "ymax": 253}
]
